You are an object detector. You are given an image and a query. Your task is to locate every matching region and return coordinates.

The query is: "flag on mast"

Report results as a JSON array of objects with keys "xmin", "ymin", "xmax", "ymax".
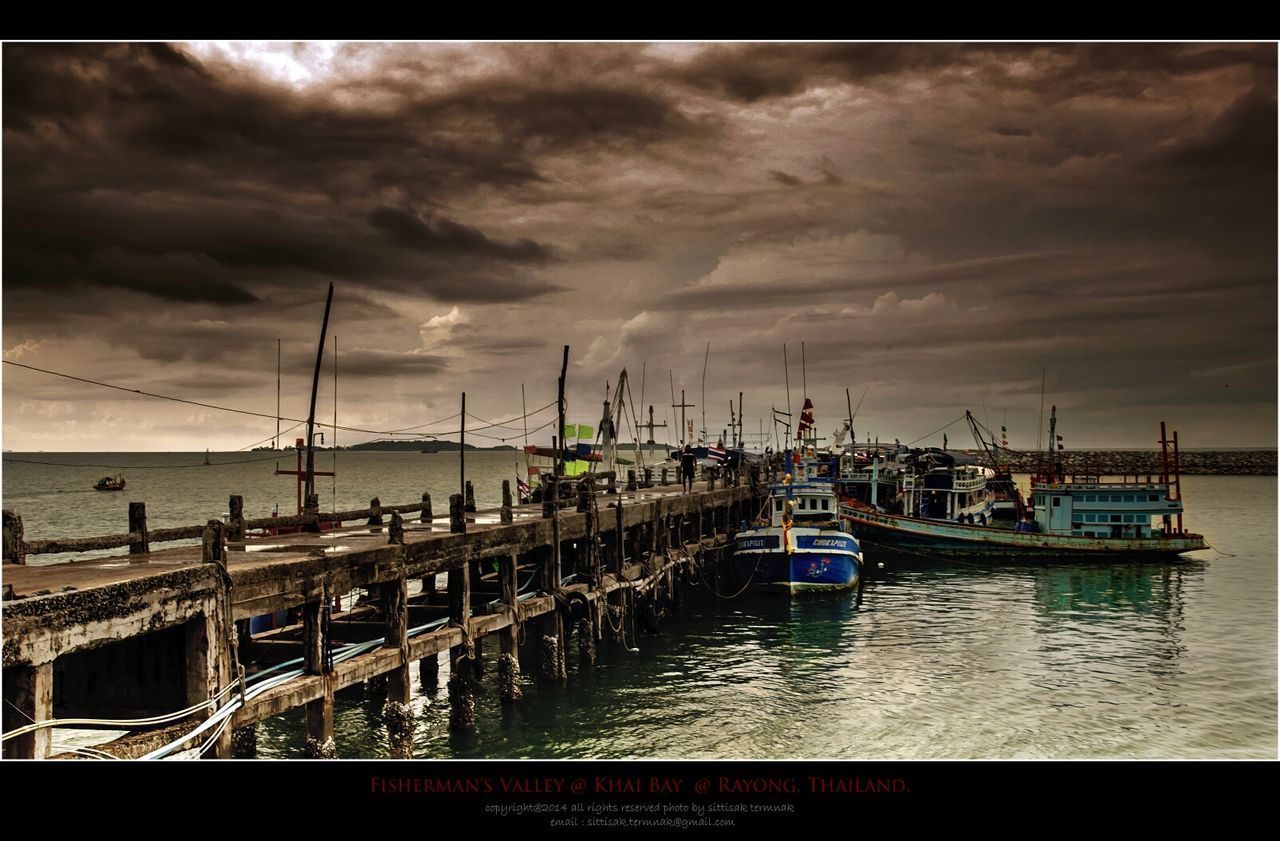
[{"xmin": 797, "ymin": 398, "xmax": 815, "ymax": 438}]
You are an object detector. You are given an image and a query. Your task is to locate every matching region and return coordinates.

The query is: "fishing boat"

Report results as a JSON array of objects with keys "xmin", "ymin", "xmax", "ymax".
[
  {"xmin": 734, "ymin": 396, "xmax": 863, "ymax": 593},
  {"xmin": 94, "ymin": 475, "xmax": 126, "ymax": 491},
  {"xmin": 840, "ymin": 413, "xmax": 1207, "ymax": 560}
]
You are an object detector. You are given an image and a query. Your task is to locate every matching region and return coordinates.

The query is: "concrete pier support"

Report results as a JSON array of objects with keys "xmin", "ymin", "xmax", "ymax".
[{"xmin": 1, "ymin": 662, "xmax": 52, "ymax": 759}]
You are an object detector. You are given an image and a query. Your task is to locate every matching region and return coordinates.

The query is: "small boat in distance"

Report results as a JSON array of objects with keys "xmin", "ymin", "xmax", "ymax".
[{"xmin": 94, "ymin": 475, "xmax": 126, "ymax": 491}]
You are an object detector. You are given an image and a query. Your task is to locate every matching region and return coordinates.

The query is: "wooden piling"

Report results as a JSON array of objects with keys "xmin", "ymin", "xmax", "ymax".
[
  {"xmin": 388, "ymin": 510, "xmax": 404, "ymax": 545},
  {"xmin": 627, "ymin": 469, "xmax": 638, "ymax": 491},
  {"xmin": 2, "ymin": 510, "xmax": 24, "ymax": 565},
  {"xmin": 451, "ymin": 493, "xmax": 466, "ymax": 535},
  {"xmin": 661, "ymin": 467, "xmax": 668, "ymax": 486},
  {"xmin": 501, "ymin": 480, "xmax": 513, "ymax": 525},
  {"xmin": 368, "ymin": 497, "xmax": 383, "ymax": 526},
  {"xmin": 643, "ymin": 467, "xmax": 652, "ymax": 488},
  {"xmin": 226, "ymin": 495, "xmax": 244, "ymax": 543},
  {"xmin": 304, "ymin": 492, "xmax": 321, "ymax": 533},
  {"xmin": 382, "ymin": 537, "xmax": 413, "ymax": 756},
  {"xmin": 420, "ymin": 492, "xmax": 433, "ymax": 524},
  {"xmin": 128, "ymin": 502, "xmax": 150, "ymax": 556},
  {"xmin": 303, "ymin": 590, "xmax": 335, "ymax": 757},
  {"xmin": 498, "ymin": 551, "xmax": 522, "ymax": 702},
  {"xmin": 448, "ymin": 493, "xmax": 474, "ymax": 730},
  {"xmin": 465, "ymin": 480, "xmax": 476, "ymax": 514}
]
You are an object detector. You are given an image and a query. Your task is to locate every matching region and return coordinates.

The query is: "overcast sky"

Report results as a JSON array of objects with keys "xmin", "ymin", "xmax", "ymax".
[{"xmin": 2, "ymin": 42, "xmax": 1275, "ymax": 451}]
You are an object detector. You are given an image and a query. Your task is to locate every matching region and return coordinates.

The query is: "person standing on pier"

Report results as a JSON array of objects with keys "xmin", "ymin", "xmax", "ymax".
[{"xmin": 681, "ymin": 444, "xmax": 696, "ymax": 494}]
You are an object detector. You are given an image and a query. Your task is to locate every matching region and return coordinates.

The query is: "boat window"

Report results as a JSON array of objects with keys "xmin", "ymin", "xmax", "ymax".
[
  {"xmin": 775, "ymin": 500, "xmax": 783, "ymax": 512},
  {"xmin": 1124, "ymin": 495, "xmax": 1134, "ymax": 502},
  {"xmin": 1052, "ymin": 497, "xmax": 1061, "ymax": 507},
  {"xmin": 821, "ymin": 499, "xmax": 829, "ymax": 510},
  {"xmin": 1072, "ymin": 513, "xmax": 1083, "ymax": 522},
  {"xmin": 1148, "ymin": 495, "xmax": 1159, "ymax": 502},
  {"xmin": 1111, "ymin": 514, "xmax": 1121, "ymax": 523}
]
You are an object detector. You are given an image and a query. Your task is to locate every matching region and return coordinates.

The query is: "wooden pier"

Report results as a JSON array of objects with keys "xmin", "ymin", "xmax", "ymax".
[{"xmin": 2, "ymin": 473, "xmax": 763, "ymax": 759}]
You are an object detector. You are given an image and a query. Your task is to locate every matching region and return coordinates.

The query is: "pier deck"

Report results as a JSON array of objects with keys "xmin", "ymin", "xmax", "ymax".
[{"xmin": 3, "ymin": 478, "xmax": 763, "ymax": 759}]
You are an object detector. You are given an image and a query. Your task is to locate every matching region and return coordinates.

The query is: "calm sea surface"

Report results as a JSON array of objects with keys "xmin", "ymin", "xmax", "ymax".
[{"xmin": 2, "ymin": 452, "xmax": 1275, "ymax": 758}]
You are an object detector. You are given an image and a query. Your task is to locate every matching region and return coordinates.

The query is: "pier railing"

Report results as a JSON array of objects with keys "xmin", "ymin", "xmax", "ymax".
[{"xmin": 0, "ymin": 469, "xmax": 674, "ymax": 564}]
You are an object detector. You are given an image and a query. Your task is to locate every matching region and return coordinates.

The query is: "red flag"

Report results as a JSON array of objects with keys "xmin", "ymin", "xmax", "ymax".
[{"xmin": 797, "ymin": 398, "xmax": 815, "ymax": 436}]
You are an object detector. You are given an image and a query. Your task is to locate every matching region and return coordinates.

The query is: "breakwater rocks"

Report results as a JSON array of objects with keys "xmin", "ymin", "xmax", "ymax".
[{"xmin": 961, "ymin": 450, "xmax": 1276, "ymax": 476}]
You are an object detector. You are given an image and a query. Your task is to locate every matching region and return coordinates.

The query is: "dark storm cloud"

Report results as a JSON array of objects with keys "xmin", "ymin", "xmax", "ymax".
[
  {"xmin": 367, "ymin": 207, "xmax": 553, "ymax": 264},
  {"xmin": 2, "ymin": 42, "xmax": 1275, "ymax": 450},
  {"xmin": 5, "ymin": 42, "xmax": 696, "ymax": 314},
  {"xmin": 326, "ymin": 350, "xmax": 447, "ymax": 378}
]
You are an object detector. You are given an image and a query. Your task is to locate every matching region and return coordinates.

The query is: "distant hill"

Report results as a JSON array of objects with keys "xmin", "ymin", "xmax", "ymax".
[{"xmin": 348, "ymin": 440, "xmax": 515, "ymax": 452}]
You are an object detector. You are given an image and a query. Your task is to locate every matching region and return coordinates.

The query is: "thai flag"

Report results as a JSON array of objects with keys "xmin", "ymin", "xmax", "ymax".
[
  {"xmin": 708, "ymin": 446, "xmax": 726, "ymax": 463},
  {"xmin": 797, "ymin": 398, "xmax": 815, "ymax": 437},
  {"xmin": 516, "ymin": 475, "xmax": 530, "ymax": 503}
]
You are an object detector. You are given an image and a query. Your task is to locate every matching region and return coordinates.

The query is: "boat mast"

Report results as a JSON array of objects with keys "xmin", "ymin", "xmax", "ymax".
[
  {"xmin": 275, "ymin": 338, "xmax": 281, "ymax": 450},
  {"xmin": 701, "ymin": 342, "xmax": 710, "ymax": 445},
  {"xmin": 332, "ymin": 335, "xmax": 338, "ymax": 512},
  {"xmin": 783, "ymin": 344, "xmax": 792, "ymax": 448},
  {"xmin": 304, "ymin": 283, "xmax": 334, "ymax": 522}
]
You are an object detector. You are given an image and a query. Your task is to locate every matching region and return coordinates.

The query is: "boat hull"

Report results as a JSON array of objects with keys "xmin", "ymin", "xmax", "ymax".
[
  {"xmin": 841, "ymin": 505, "xmax": 1207, "ymax": 560},
  {"xmin": 734, "ymin": 529, "xmax": 862, "ymax": 591}
]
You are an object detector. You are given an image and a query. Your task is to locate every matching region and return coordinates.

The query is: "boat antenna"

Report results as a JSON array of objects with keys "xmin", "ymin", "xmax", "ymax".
[
  {"xmin": 701, "ymin": 341, "xmax": 710, "ymax": 444},
  {"xmin": 1037, "ymin": 367, "xmax": 1046, "ymax": 453},
  {"xmin": 783, "ymin": 344, "xmax": 792, "ymax": 447},
  {"xmin": 304, "ymin": 283, "xmax": 334, "ymax": 522},
  {"xmin": 801, "ymin": 340, "xmax": 807, "ymax": 405}
]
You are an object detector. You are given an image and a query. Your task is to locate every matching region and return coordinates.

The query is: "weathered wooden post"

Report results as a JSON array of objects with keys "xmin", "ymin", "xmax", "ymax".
[
  {"xmin": 388, "ymin": 510, "xmax": 404, "ymax": 546},
  {"xmin": 469, "ymin": 556, "xmax": 485, "ymax": 678},
  {"xmin": 626, "ymin": 469, "xmax": 638, "ymax": 492},
  {"xmin": 199, "ymin": 520, "xmax": 236, "ymax": 759},
  {"xmin": 367, "ymin": 496, "xmax": 383, "ymax": 526},
  {"xmin": 643, "ymin": 467, "xmax": 653, "ymax": 488},
  {"xmin": 3, "ymin": 510, "xmax": 25, "ymax": 565},
  {"xmin": 606, "ymin": 501, "xmax": 625, "ymax": 643},
  {"xmin": 464, "ymin": 480, "xmax": 476, "ymax": 513},
  {"xmin": 420, "ymin": 491, "xmax": 433, "ymax": 524},
  {"xmin": 660, "ymin": 467, "xmax": 668, "ymax": 486},
  {"xmin": 542, "ymin": 475, "xmax": 556, "ymax": 518},
  {"xmin": 226, "ymin": 495, "xmax": 244, "ymax": 543},
  {"xmin": 128, "ymin": 502, "xmax": 150, "ymax": 556},
  {"xmin": 303, "ymin": 573, "xmax": 335, "ymax": 758},
  {"xmin": 577, "ymin": 479, "xmax": 591, "ymax": 513},
  {"xmin": 606, "ymin": 471, "xmax": 617, "ymax": 495},
  {"xmin": 708, "ymin": 470, "xmax": 717, "ymax": 492},
  {"xmin": 383, "ymin": 516, "xmax": 412, "ymax": 758},
  {"xmin": 304, "ymin": 492, "xmax": 321, "ymax": 533},
  {"xmin": 498, "ymin": 551, "xmax": 522, "ymax": 702},
  {"xmin": 501, "ymin": 480, "xmax": 513, "ymax": 525},
  {"xmin": 447, "ymin": 493, "xmax": 475, "ymax": 730}
]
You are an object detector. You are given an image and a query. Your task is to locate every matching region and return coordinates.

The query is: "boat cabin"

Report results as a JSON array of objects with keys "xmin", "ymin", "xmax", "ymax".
[
  {"xmin": 902, "ymin": 465, "xmax": 994, "ymax": 523},
  {"xmin": 1032, "ymin": 480, "xmax": 1186, "ymax": 538}
]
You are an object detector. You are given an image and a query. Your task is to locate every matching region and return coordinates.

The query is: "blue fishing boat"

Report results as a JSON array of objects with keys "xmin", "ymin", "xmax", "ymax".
[{"xmin": 734, "ymin": 447, "xmax": 862, "ymax": 592}]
